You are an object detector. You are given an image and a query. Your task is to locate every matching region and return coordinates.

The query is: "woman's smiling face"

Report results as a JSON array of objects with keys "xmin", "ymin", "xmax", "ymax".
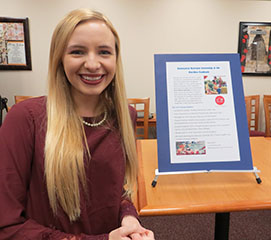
[{"xmin": 62, "ymin": 20, "xmax": 116, "ymax": 103}]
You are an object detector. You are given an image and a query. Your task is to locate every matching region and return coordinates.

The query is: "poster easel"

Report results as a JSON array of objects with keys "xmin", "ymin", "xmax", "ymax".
[{"xmin": 153, "ymin": 54, "xmax": 261, "ymax": 186}]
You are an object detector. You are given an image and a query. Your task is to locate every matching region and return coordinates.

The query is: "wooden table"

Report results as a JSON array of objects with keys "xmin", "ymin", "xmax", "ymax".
[{"xmin": 135, "ymin": 137, "xmax": 271, "ymax": 239}]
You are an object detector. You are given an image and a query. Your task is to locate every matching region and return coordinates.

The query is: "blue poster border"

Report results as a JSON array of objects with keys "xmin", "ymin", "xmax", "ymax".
[{"xmin": 154, "ymin": 53, "xmax": 253, "ymax": 172}]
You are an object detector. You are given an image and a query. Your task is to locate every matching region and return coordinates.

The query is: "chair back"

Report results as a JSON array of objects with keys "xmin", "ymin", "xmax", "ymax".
[
  {"xmin": 14, "ymin": 95, "xmax": 35, "ymax": 104},
  {"xmin": 245, "ymin": 95, "xmax": 260, "ymax": 132},
  {"xmin": 263, "ymin": 95, "xmax": 271, "ymax": 137},
  {"xmin": 128, "ymin": 98, "xmax": 150, "ymax": 139}
]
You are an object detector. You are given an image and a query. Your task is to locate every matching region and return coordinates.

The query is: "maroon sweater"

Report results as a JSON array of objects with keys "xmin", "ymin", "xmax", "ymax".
[{"xmin": 0, "ymin": 96, "xmax": 138, "ymax": 240}]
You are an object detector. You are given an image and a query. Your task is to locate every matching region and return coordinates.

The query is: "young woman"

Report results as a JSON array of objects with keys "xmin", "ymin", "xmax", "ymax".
[{"xmin": 0, "ymin": 8, "xmax": 154, "ymax": 240}]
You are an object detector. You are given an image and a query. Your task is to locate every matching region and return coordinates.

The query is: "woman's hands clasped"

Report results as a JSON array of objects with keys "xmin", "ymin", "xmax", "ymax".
[{"xmin": 109, "ymin": 215, "xmax": 154, "ymax": 240}]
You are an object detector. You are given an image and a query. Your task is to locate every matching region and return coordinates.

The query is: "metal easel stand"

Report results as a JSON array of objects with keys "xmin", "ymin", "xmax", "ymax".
[{"xmin": 151, "ymin": 166, "xmax": 261, "ymax": 187}]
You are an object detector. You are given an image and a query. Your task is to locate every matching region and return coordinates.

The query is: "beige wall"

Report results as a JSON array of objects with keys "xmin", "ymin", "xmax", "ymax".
[{"xmin": 0, "ymin": 0, "xmax": 271, "ymax": 130}]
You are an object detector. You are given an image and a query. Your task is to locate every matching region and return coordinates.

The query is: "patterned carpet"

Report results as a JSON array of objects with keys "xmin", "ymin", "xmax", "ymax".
[{"xmin": 140, "ymin": 210, "xmax": 271, "ymax": 240}]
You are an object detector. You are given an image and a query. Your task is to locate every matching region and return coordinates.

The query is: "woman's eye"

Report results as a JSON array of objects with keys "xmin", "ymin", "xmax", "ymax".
[
  {"xmin": 70, "ymin": 50, "xmax": 84, "ymax": 55},
  {"xmin": 100, "ymin": 50, "xmax": 111, "ymax": 55}
]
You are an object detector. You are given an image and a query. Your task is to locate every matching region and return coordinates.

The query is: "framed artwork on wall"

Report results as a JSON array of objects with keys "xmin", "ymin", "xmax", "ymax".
[
  {"xmin": 238, "ymin": 22, "xmax": 271, "ymax": 76},
  {"xmin": 0, "ymin": 17, "xmax": 32, "ymax": 70}
]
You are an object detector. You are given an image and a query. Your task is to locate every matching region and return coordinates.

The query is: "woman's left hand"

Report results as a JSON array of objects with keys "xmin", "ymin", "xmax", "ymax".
[{"xmin": 121, "ymin": 216, "xmax": 155, "ymax": 240}]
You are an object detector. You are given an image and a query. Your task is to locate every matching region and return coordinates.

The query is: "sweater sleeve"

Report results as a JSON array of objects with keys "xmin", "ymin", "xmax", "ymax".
[
  {"xmin": 119, "ymin": 195, "xmax": 139, "ymax": 223},
  {"xmin": 0, "ymin": 104, "xmax": 109, "ymax": 240},
  {"xmin": 118, "ymin": 106, "xmax": 139, "ymax": 222}
]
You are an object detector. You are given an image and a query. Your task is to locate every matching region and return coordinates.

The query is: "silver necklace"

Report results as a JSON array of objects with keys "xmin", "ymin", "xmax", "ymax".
[{"xmin": 82, "ymin": 111, "xmax": 107, "ymax": 127}]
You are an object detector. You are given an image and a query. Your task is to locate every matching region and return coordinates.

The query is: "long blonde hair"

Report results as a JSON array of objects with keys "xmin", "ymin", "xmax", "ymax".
[{"xmin": 45, "ymin": 8, "xmax": 137, "ymax": 222}]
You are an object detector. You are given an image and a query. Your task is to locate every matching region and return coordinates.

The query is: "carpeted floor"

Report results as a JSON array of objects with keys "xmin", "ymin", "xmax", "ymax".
[{"xmin": 140, "ymin": 210, "xmax": 271, "ymax": 240}]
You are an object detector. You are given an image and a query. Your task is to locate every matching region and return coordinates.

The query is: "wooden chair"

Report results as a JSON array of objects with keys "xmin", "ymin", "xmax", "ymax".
[
  {"xmin": 128, "ymin": 98, "xmax": 150, "ymax": 139},
  {"xmin": 263, "ymin": 95, "xmax": 271, "ymax": 137},
  {"xmin": 245, "ymin": 95, "xmax": 265, "ymax": 136},
  {"xmin": 14, "ymin": 95, "xmax": 35, "ymax": 104}
]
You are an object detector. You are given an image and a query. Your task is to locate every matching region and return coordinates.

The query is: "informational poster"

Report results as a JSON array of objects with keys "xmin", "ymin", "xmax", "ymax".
[
  {"xmin": 0, "ymin": 17, "xmax": 31, "ymax": 70},
  {"xmin": 0, "ymin": 22, "xmax": 25, "ymax": 65},
  {"xmin": 154, "ymin": 54, "xmax": 253, "ymax": 173}
]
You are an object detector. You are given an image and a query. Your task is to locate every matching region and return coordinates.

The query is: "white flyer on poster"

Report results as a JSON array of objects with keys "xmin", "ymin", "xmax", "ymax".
[
  {"xmin": 7, "ymin": 41, "xmax": 26, "ymax": 65},
  {"xmin": 166, "ymin": 61, "xmax": 240, "ymax": 163}
]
